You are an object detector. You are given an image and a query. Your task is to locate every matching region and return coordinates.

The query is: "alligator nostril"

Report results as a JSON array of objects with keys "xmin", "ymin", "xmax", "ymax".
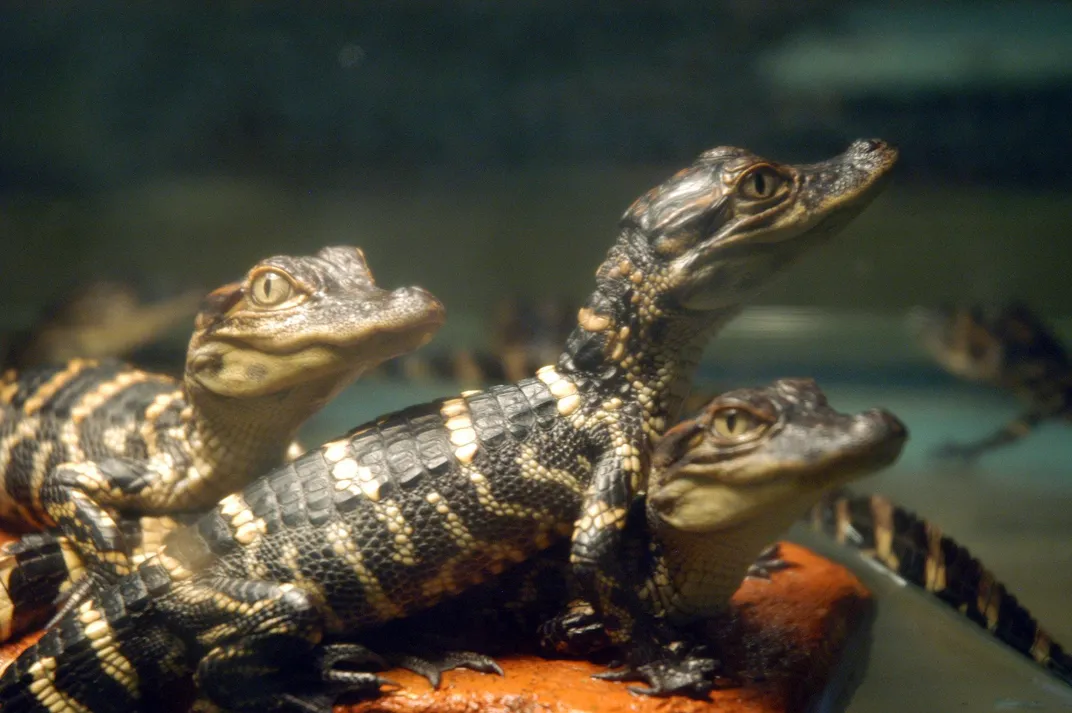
[{"xmin": 871, "ymin": 409, "xmax": 907, "ymax": 438}]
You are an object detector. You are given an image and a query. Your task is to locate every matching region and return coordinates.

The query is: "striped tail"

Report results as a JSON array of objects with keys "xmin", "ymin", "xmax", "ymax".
[
  {"xmin": 0, "ymin": 563, "xmax": 186, "ymax": 713},
  {"xmin": 810, "ymin": 492, "xmax": 1072, "ymax": 686}
]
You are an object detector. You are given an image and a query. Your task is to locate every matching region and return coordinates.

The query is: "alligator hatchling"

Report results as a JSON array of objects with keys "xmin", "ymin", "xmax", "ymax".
[
  {"xmin": 360, "ymin": 378, "xmax": 907, "ymax": 693},
  {"xmin": 0, "ymin": 138, "xmax": 897, "ymax": 712},
  {"xmin": 0, "ymin": 247, "xmax": 445, "ymax": 640},
  {"xmin": 911, "ymin": 302, "xmax": 1072, "ymax": 459}
]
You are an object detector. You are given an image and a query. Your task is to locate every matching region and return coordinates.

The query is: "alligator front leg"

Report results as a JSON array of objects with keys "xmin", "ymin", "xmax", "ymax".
[
  {"xmin": 570, "ymin": 451, "xmax": 646, "ymax": 645},
  {"xmin": 569, "ymin": 453, "xmax": 716, "ymax": 698},
  {"xmin": 0, "ymin": 514, "xmax": 188, "ymax": 641},
  {"xmin": 933, "ymin": 410, "xmax": 1043, "ymax": 461},
  {"xmin": 38, "ymin": 458, "xmax": 154, "ymax": 591},
  {"xmin": 181, "ymin": 578, "xmax": 395, "ymax": 713}
]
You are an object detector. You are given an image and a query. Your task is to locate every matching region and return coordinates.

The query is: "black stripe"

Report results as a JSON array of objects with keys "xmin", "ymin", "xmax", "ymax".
[
  {"xmin": 5, "ymin": 533, "xmax": 70, "ymax": 637},
  {"xmin": 467, "ymin": 391, "xmax": 510, "ymax": 450},
  {"xmin": 3, "ymin": 439, "xmax": 43, "ymax": 522},
  {"xmin": 3, "ymin": 364, "xmax": 68, "ymax": 411},
  {"xmin": 818, "ymin": 493, "xmax": 1072, "ymax": 688},
  {"xmin": 77, "ymin": 380, "xmax": 175, "ymax": 459},
  {"xmin": 890, "ymin": 505, "xmax": 928, "ymax": 586},
  {"xmin": 48, "ymin": 606, "xmax": 141, "ymax": 712},
  {"xmin": 40, "ymin": 361, "xmax": 127, "ymax": 417}
]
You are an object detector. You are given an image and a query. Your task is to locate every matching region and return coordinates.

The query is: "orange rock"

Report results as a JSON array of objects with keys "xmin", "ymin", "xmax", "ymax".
[
  {"xmin": 341, "ymin": 542, "xmax": 872, "ymax": 713},
  {"xmin": 0, "ymin": 542, "xmax": 872, "ymax": 713}
]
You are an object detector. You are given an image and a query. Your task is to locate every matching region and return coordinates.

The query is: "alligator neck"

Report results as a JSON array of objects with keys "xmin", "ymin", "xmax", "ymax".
[
  {"xmin": 182, "ymin": 371, "xmax": 360, "ymax": 504},
  {"xmin": 557, "ymin": 235, "xmax": 737, "ymax": 435},
  {"xmin": 651, "ymin": 498, "xmax": 805, "ymax": 623}
]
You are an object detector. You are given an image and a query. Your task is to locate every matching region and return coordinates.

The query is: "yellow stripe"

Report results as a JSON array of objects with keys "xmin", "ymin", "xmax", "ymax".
[
  {"xmin": 21, "ymin": 359, "xmax": 95, "ymax": 416},
  {"xmin": 27, "ymin": 654, "xmax": 93, "ymax": 713},
  {"xmin": 78, "ymin": 601, "xmax": 140, "ymax": 693}
]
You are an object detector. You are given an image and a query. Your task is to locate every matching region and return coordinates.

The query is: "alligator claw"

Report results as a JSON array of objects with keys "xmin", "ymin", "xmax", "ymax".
[
  {"xmin": 746, "ymin": 543, "xmax": 794, "ymax": 580},
  {"xmin": 316, "ymin": 642, "xmax": 390, "ymax": 675},
  {"xmin": 300, "ymin": 644, "xmax": 399, "ymax": 710},
  {"xmin": 538, "ymin": 602, "xmax": 611, "ymax": 657},
  {"xmin": 593, "ymin": 655, "xmax": 718, "ymax": 699},
  {"xmin": 391, "ymin": 650, "xmax": 503, "ymax": 688},
  {"xmin": 47, "ymin": 571, "xmax": 111, "ymax": 628}
]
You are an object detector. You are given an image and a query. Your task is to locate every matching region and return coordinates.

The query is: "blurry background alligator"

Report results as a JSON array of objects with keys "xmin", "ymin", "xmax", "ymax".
[
  {"xmin": 910, "ymin": 302, "xmax": 1072, "ymax": 460},
  {"xmin": 1, "ymin": 280, "xmax": 202, "ymax": 374}
]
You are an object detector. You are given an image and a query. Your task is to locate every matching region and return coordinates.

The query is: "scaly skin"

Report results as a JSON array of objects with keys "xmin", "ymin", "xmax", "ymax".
[
  {"xmin": 362, "ymin": 378, "xmax": 907, "ymax": 697},
  {"xmin": 0, "ymin": 294, "xmax": 715, "ymax": 640},
  {"xmin": 0, "ymin": 139, "xmax": 897, "ymax": 712},
  {"xmin": 0, "ymin": 247, "xmax": 445, "ymax": 641},
  {"xmin": 0, "ymin": 296, "xmax": 574, "ymax": 642},
  {"xmin": 378, "ymin": 386, "xmax": 1072, "ymax": 693},
  {"xmin": 910, "ymin": 302, "xmax": 1072, "ymax": 459},
  {"xmin": 809, "ymin": 490, "xmax": 1072, "ymax": 687}
]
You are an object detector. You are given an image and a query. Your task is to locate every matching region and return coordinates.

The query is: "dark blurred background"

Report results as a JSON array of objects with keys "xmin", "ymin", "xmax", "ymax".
[
  {"xmin": 2, "ymin": 2, "xmax": 1072, "ymax": 708},
  {"xmin": 2, "ymin": 0, "xmax": 1070, "ymax": 323}
]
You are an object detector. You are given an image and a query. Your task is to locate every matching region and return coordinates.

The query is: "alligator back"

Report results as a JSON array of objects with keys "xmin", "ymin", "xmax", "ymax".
[{"xmin": 163, "ymin": 377, "xmax": 605, "ymax": 633}]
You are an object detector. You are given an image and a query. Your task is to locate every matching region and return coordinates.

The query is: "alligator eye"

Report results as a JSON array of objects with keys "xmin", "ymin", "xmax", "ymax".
[
  {"xmin": 738, "ymin": 167, "xmax": 782, "ymax": 200},
  {"xmin": 248, "ymin": 269, "xmax": 297, "ymax": 308},
  {"xmin": 710, "ymin": 407, "xmax": 768, "ymax": 442}
]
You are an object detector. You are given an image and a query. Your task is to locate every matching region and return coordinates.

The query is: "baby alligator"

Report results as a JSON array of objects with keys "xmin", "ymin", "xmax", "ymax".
[
  {"xmin": 0, "ymin": 246, "xmax": 444, "ymax": 638},
  {"xmin": 361, "ymin": 378, "xmax": 907, "ymax": 696},
  {"xmin": 0, "ymin": 139, "xmax": 897, "ymax": 712},
  {"xmin": 911, "ymin": 302, "xmax": 1072, "ymax": 459}
]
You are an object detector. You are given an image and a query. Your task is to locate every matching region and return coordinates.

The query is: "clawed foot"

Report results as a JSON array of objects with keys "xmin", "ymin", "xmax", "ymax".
[
  {"xmin": 388, "ymin": 649, "xmax": 504, "ymax": 688},
  {"xmin": 745, "ymin": 543, "xmax": 794, "ymax": 580},
  {"xmin": 538, "ymin": 601, "xmax": 611, "ymax": 657},
  {"xmin": 315, "ymin": 643, "xmax": 399, "ymax": 696},
  {"xmin": 593, "ymin": 654, "xmax": 718, "ymax": 698},
  {"xmin": 318, "ymin": 636, "xmax": 503, "ymax": 692}
]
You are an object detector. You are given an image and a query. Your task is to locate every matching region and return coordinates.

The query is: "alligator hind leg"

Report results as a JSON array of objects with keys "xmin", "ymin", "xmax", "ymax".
[
  {"xmin": 932, "ymin": 411, "xmax": 1043, "ymax": 461},
  {"xmin": 170, "ymin": 578, "xmax": 393, "ymax": 713},
  {"xmin": 38, "ymin": 458, "xmax": 160, "ymax": 588}
]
